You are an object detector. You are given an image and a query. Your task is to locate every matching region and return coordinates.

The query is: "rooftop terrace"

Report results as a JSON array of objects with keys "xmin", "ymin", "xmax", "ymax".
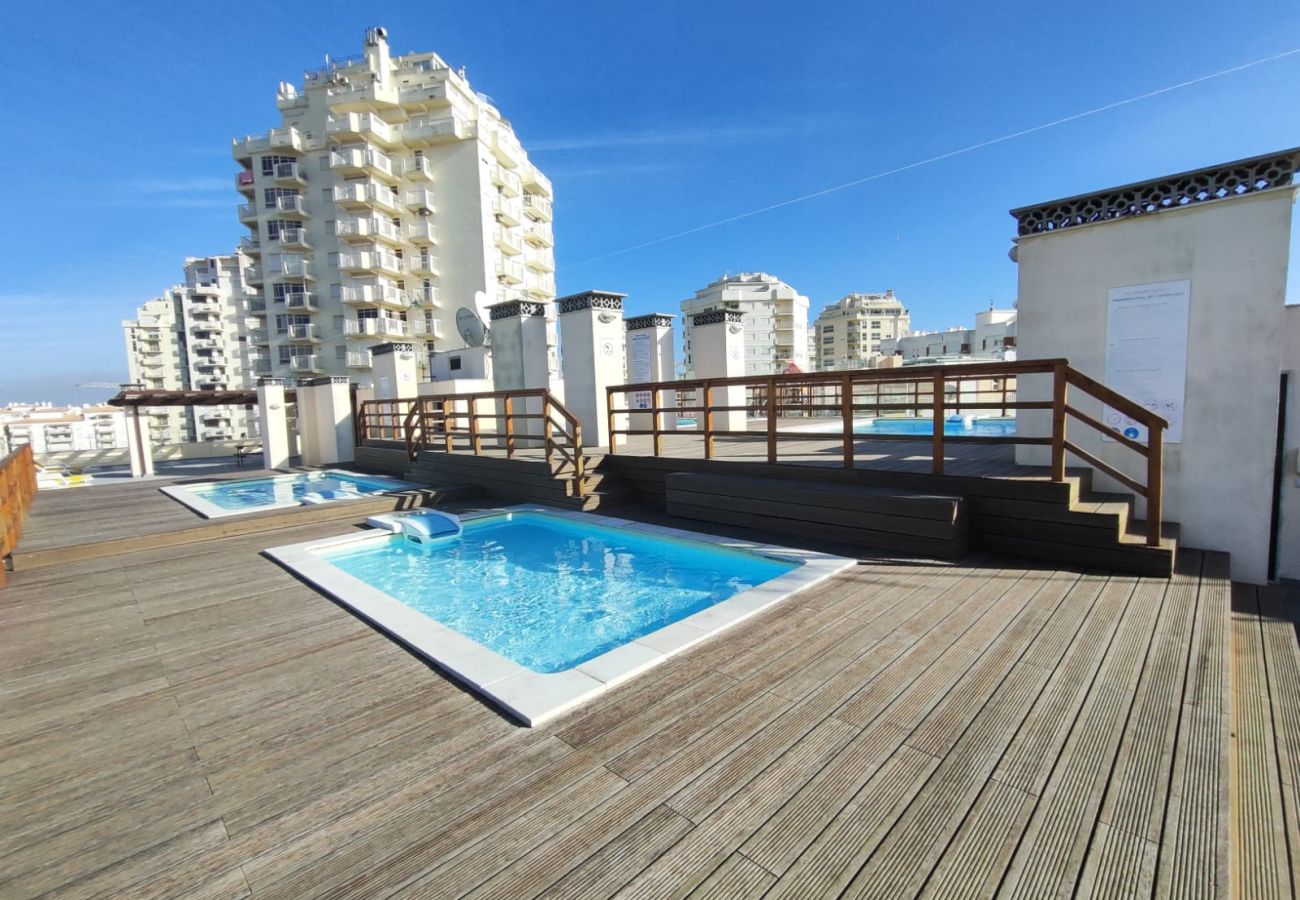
[{"xmin": 2, "ymin": 472, "xmax": 1297, "ymax": 898}]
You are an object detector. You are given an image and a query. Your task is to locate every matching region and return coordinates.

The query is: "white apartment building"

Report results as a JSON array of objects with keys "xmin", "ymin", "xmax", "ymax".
[
  {"xmin": 881, "ymin": 307, "xmax": 1017, "ymax": 363},
  {"xmin": 681, "ymin": 273, "xmax": 809, "ymax": 377},
  {"xmin": 232, "ymin": 27, "xmax": 557, "ymax": 385},
  {"xmin": 0, "ymin": 404, "xmax": 128, "ymax": 456},
  {"xmin": 122, "ymin": 255, "xmax": 261, "ymax": 444},
  {"xmin": 812, "ymin": 290, "xmax": 911, "ymax": 371}
]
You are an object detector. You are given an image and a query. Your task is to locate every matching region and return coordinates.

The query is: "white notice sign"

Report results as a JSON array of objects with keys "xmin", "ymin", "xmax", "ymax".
[
  {"xmin": 1103, "ymin": 280, "xmax": 1189, "ymax": 444},
  {"xmin": 629, "ymin": 331, "xmax": 653, "ymax": 409}
]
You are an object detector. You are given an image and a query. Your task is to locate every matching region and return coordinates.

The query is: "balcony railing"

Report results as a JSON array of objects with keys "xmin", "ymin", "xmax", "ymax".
[
  {"xmin": 339, "ymin": 283, "xmax": 405, "ymax": 307},
  {"xmin": 232, "ymin": 125, "xmax": 303, "ymax": 159},
  {"xmin": 237, "ymin": 202, "xmax": 257, "ymax": 222},
  {"xmin": 495, "ymin": 226, "xmax": 522, "ymax": 255},
  {"xmin": 276, "ymin": 257, "xmax": 313, "ymax": 279},
  {"xmin": 284, "ymin": 293, "xmax": 317, "ymax": 311},
  {"xmin": 277, "ymin": 227, "xmax": 310, "ymax": 249},
  {"xmin": 492, "ymin": 165, "xmax": 522, "ymax": 197},
  {"xmin": 408, "ymin": 254, "xmax": 438, "ymax": 275},
  {"xmin": 244, "ymin": 265, "xmax": 264, "ymax": 284},
  {"xmin": 235, "ymin": 170, "xmax": 256, "ymax": 194},
  {"xmin": 403, "ymin": 156, "xmax": 433, "ymax": 180},
  {"xmin": 408, "ymin": 286, "xmax": 440, "ymax": 309},
  {"xmin": 339, "ymin": 250, "xmax": 402, "ymax": 275},
  {"xmin": 332, "ymin": 183, "xmax": 399, "ymax": 211},
  {"xmin": 326, "ymin": 112, "xmax": 394, "ymax": 145},
  {"xmin": 523, "ymin": 193, "xmax": 553, "ymax": 221},
  {"xmin": 496, "ymin": 259, "xmax": 525, "ymax": 284},
  {"xmin": 492, "ymin": 196, "xmax": 521, "ymax": 226},
  {"xmin": 346, "ymin": 350, "xmax": 373, "ymax": 368},
  {"xmin": 403, "ymin": 188, "xmax": 435, "ymax": 211},
  {"xmin": 287, "ymin": 323, "xmax": 320, "ymax": 342},
  {"xmin": 248, "ymin": 297, "xmax": 267, "ymax": 313},
  {"xmin": 344, "ymin": 318, "xmax": 409, "ymax": 338},
  {"xmin": 330, "ymin": 146, "xmax": 395, "ymax": 178},
  {"xmin": 523, "ymin": 223, "xmax": 553, "ymax": 247},
  {"xmin": 271, "ymin": 195, "xmax": 308, "ymax": 216},
  {"xmin": 273, "ymin": 161, "xmax": 306, "ymax": 184},
  {"xmin": 249, "ymin": 329, "xmax": 269, "ymax": 343},
  {"xmin": 337, "ymin": 217, "xmax": 402, "ymax": 243},
  {"xmin": 239, "ymin": 235, "xmax": 262, "ymax": 255},
  {"xmin": 289, "ymin": 355, "xmax": 322, "ymax": 374},
  {"xmin": 406, "ymin": 221, "xmax": 437, "ymax": 244},
  {"xmin": 397, "ymin": 116, "xmax": 462, "ymax": 144}
]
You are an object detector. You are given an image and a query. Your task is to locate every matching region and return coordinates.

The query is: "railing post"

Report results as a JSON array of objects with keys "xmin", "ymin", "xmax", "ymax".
[
  {"xmin": 766, "ymin": 377, "xmax": 778, "ymax": 464},
  {"xmin": 703, "ymin": 382, "xmax": 714, "ymax": 460},
  {"xmin": 651, "ymin": 387, "xmax": 663, "ymax": 457},
  {"xmin": 402, "ymin": 401, "xmax": 418, "ymax": 461},
  {"xmin": 441, "ymin": 397, "xmax": 454, "ymax": 453},
  {"xmin": 606, "ymin": 387, "xmax": 618, "ymax": 456},
  {"xmin": 841, "ymin": 373, "xmax": 854, "ymax": 469},
  {"xmin": 931, "ymin": 370, "xmax": 945, "ymax": 475},
  {"xmin": 1050, "ymin": 363, "xmax": 1067, "ymax": 481},
  {"xmin": 468, "ymin": 396, "xmax": 482, "ymax": 455},
  {"xmin": 504, "ymin": 395, "xmax": 515, "ymax": 459},
  {"xmin": 543, "ymin": 395, "xmax": 555, "ymax": 467},
  {"xmin": 573, "ymin": 420, "xmax": 585, "ymax": 492},
  {"xmin": 1146, "ymin": 424, "xmax": 1164, "ymax": 546}
]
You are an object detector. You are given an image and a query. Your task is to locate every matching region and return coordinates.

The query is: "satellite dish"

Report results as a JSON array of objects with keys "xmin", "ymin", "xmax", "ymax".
[{"xmin": 456, "ymin": 307, "xmax": 488, "ymax": 348}]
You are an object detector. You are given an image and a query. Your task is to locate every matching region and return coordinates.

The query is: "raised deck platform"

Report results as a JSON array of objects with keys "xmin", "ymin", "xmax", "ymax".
[{"xmin": 0, "ymin": 477, "xmax": 1293, "ymax": 897}]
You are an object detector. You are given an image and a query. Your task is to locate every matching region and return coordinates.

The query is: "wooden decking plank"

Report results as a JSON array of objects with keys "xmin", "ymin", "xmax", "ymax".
[
  {"xmin": 1230, "ymin": 582, "xmax": 1294, "ymax": 900},
  {"xmin": 1257, "ymin": 583, "xmax": 1300, "ymax": 894},
  {"xmin": 1074, "ymin": 821, "xmax": 1158, "ymax": 900},
  {"xmin": 995, "ymin": 574, "xmax": 1162, "ymax": 899},
  {"xmin": 918, "ymin": 778, "xmax": 1036, "ymax": 899},
  {"xmin": 1156, "ymin": 550, "xmax": 1231, "ymax": 900},
  {"xmin": 686, "ymin": 852, "xmax": 777, "ymax": 900}
]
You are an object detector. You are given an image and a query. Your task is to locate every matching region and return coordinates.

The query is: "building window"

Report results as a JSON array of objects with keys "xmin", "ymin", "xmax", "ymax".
[
  {"xmin": 450, "ymin": 356, "xmax": 462, "ymax": 371},
  {"xmin": 261, "ymin": 155, "xmax": 294, "ymax": 176}
]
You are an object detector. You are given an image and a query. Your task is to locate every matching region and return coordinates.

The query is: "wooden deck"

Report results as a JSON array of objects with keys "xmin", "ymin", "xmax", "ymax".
[{"xmin": 1, "ymin": 479, "xmax": 1296, "ymax": 898}]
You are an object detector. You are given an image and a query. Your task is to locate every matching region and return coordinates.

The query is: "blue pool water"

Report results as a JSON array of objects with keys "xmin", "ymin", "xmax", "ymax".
[
  {"xmin": 321, "ymin": 512, "xmax": 798, "ymax": 673},
  {"xmin": 191, "ymin": 470, "xmax": 406, "ymax": 511},
  {"xmin": 852, "ymin": 416, "xmax": 1016, "ymax": 437}
]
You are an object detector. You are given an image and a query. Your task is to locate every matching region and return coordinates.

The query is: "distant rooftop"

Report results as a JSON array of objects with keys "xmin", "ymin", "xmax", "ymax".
[{"xmin": 1010, "ymin": 146, "xmax": 1300, "ymax": 237}]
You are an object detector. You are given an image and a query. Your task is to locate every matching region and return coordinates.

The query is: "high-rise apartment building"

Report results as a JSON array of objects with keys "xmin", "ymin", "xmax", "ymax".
[
  {"xmin": 812, "ymin": 290, "xmax": 911, "ymax": 370},
  {"xmin": 0, "ymin": 404, "xmax": 128, "ymax": 457},
  {"xmin": 122, "ymin": 255, "xmax": 261, "ymax": 444},
  {"xmin": 232, "ymin": 27, "xmax": 557, "ymax": 384},
  {"xmin": 680, "ymin": 273, "xmax": 809, "ymax": 377}
]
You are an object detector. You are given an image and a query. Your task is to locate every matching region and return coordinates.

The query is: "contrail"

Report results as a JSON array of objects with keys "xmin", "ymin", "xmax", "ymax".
[{"xmin": 567, "ymin": 46, "xmax": 1300, "ymax": 268}]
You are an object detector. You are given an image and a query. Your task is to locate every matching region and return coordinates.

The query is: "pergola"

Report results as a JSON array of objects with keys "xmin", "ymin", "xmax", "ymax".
[{"xmin": 107, "ymin": 387, "xmax": 298, "ymax": 477}]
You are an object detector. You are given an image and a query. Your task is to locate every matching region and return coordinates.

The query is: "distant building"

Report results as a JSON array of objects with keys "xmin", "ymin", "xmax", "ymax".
[
  {"xmin": 881, "ymin": 307, "xmax": 1017, "ymax": 364},
  {"xmin": 122, "ymin": 255, "xmax": 261, "ymax": 444},
  {"xmin": 681, "ymin": 273, "xmax": 809, "ymax": 377},
  {"xmin": 232, "ymin": 27, "xmax": 557, "ymax": 385},
  {"xmin": 812, "ymin": 290, "xmax": 911, "ymax": 371},
  {"xmin": 0, "ymin": 403, "xmax": 128, "ymax": 456}
]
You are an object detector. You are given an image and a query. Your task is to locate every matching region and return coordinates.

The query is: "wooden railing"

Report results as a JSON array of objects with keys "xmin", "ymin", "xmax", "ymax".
[
  {"xmin": 358, "ymin": 390, "xmax": 586, "ymax": 495},
  {"xmin": 606, "ymin": 358, "xmax": 1167, "ymax": 545},
  {"xmin": 1, "ymin": 444, "xmax": 38, "ymax": 588}
]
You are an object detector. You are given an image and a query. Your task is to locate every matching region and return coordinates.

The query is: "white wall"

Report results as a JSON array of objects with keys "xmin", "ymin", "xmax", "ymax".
[{"xmin": 1015, "ymin": 187, "xmax": 1296, "ymax": 584}]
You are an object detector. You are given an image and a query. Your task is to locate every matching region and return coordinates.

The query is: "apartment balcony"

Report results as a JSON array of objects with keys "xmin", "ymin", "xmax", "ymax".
[
  {"xmin": 251, "ymin": 359, "xmax": 272, "ymax": 376},
  {"xmin": 332, "ymin": 182, "xmax": 399, "ymax": 213},
  {"xmin": 284, "ymin": 293, "xmax": 317, "ymax": 312},
  {"xmin": 326, "ymin": 82, "xmax": 399, "ymax": 113},
  {"xmin": 398, "ymin": 82, "xmax": 450, "ymax": 110},
  {"xmin": 248, "ymin": 297, "xmax": 267, "ymax": 314},
  {"xmin": 326, "ymin": 112, "xmax": 396, "ymax": 147},
  {"xmin": 287, "ymin": 323, "xmax": 321, "ymax": 344},
  {"xmin": 238, "ymin": 202, "xmax": 258, "ymax": 224},
  {"xmin": 523, "ymin": 280, "xmax": 554, "ymax": 301},
  {"xmin": 190, "ymin": 338, "xmax": 221, "ymax": 351},
  {"xmin": 339, "ymin": 283, "xmax": 406, "ymax": 310},
  {"xmin": 523, "ymin": 193, "xmax": 553, "ymax": 222},
  {"xmin": 410, "ymin": 318, "xmax": 444, "ymax": 340},
  {"xmin": 523, "ymin": 222, "xmax": 553, "ymax": 247},
  {"xmin": 193, "ymin": 357, "xmax": 227, "ymax": 372},
  {"xmin": 495, "ymin": 288, "xmax": 525, "ymax": 305},
  {"xmin": 346, "ymin": 350, "xmax": 373, "ymax": 369},
  {"xmin": 491, "ymin": 165, "xmax": 522, "ymax": 198},
  {"xmin": 289, "ymin": 355, "xmax": 322, "ymax": 375},
  {"xmin": 330, "ymin": 147, "xmax": 395, "ymax": 180},
  {"xmin": 492, "ymin": 196, "xmax": 522, "ymax": 227},
  {"xmin": 396, "ymin": 117, "xmax": 462, "ymax": 146},
  {"xmin": 273, "ymin": 161, "xmax": 307, "ymax": 186},
  {"xmin": 525, "ymin": 249, "xmax": 555, "ymax": 273},
  {"xmin": 494, "ymin": 226, "xmax": 522, "ymax": 256},
  {"xmin": 203, "ymin": 428, "xmax": 235, "ymax": 441},
  {"xmin": 408, "ymin": 286, "xmax": 441, "ymax": 309},
  {"xmin": 244, "ymin": 264, "xmax": 264, "ymax": 286},
  {"xmin": 196, "ymin": 378, "xmax": 229, "ymax": 390},
  {"xmin": 496, "ymin": 259, "xmax": 525, "ymax": 284},
  {"xmin": 407, "ymin": 253, "xmax": 438, "ymax": 276},
  {"xmin": 402, "ymin": 188, "xmax": 435, "ymax": 211},
  {"xmin": 491, "ymin": 129, "xmax": 523, "ymax": 167},
  {"xmin": 403, "ymin": 156, "xmax": 433, "ymax": 181},
  {"xmin": 521, "ymin": 166, "xmax": 553, "ymax": 198},
  {"xmin": 231, "ymin": 125, "xmax": 303, "ymax": 161},
  {"xmin": 339, "ymin": 250, "xmax": 402, "ymax": 278},
  {"xmin": 239, "ymin": 235, "xmax": 262, "ymax": 256},
  {"xmin": 188, "ymin": 305, "xmax": 222, "ymax": 321},
  {"xmin": 235, "ymin": 170, "xmax": 256, "ymax": 196},
  {"xmin": 344, "ymin": 318, "xmax": 409, "ymax": 339},
  {"xmin": 274, "ymin": 257, "xmax": 315, "ymax": 280},
  {"xmin": 406, "ymin": 221, "xmax": 437, "ymax": 244},
  {"xmin": 336, "ymin": 217, "xmax": 402, "ymax": 245},
  {"xmin": 271, "ymin": 195, "xmax": 308, "ymax": 218},
  {"xmin": 249, "ymin": 328, "xmax": 269, "ymax": 344},
  {"xmin": 277, "ymin": 227, "xmax": 311, "ymax": 250}
]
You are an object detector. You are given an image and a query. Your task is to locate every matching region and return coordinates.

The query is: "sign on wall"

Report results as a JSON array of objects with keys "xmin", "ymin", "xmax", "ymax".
[
  {"xmin": 629, "ymin": 331, "xmax": 653, "ymax": 409},
  {"xmin": 1103, "ymin": 279, "xmax": 1190, "ymax": 443}
]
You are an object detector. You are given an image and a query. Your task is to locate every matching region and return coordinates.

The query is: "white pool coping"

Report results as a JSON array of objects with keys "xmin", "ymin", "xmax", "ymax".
[
  {"xmin": 264, "ymin": 505, "xmax": 856, "ymax": 727},
  {"xmin": 160, "ymin": 468, "xmax": 417, "ymax": 519}
]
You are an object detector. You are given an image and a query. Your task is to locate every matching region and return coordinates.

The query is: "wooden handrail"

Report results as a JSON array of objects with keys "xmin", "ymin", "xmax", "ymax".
[
  {"xmin": 605, "ymin": 358, "xmax": 1167, "ymax": 546},
  {"xmin": 1, "ymin": 444, "xmax": 38, "ymax": 589}
]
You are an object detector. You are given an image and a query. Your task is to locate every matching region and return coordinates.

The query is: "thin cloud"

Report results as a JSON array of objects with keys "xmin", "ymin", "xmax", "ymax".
[
  {"xmin": 531, "ymin": 123, "xmax": 807, "ymax": 152},
  {"xmin": 127, "ymin": 176, "xmax": 232, "ymax": 194}
]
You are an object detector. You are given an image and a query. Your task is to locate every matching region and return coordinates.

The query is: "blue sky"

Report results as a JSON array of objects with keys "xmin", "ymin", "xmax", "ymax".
[{"xmin": 1, "ymin": 0, "xmax": 1297, "ymax": 404}]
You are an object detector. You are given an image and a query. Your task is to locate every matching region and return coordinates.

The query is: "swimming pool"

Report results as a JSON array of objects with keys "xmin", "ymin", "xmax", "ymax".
[
  {"xmin": 265, "ymin": 507, "xmax": 853, "ymax": 725},
  {"xmin": 162, "ymin": 469, "xmax": 414, "ymax": 518},
  {"xmin": 800, "ymin": 416, "xmax": 1017, "ymax": 437}
]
